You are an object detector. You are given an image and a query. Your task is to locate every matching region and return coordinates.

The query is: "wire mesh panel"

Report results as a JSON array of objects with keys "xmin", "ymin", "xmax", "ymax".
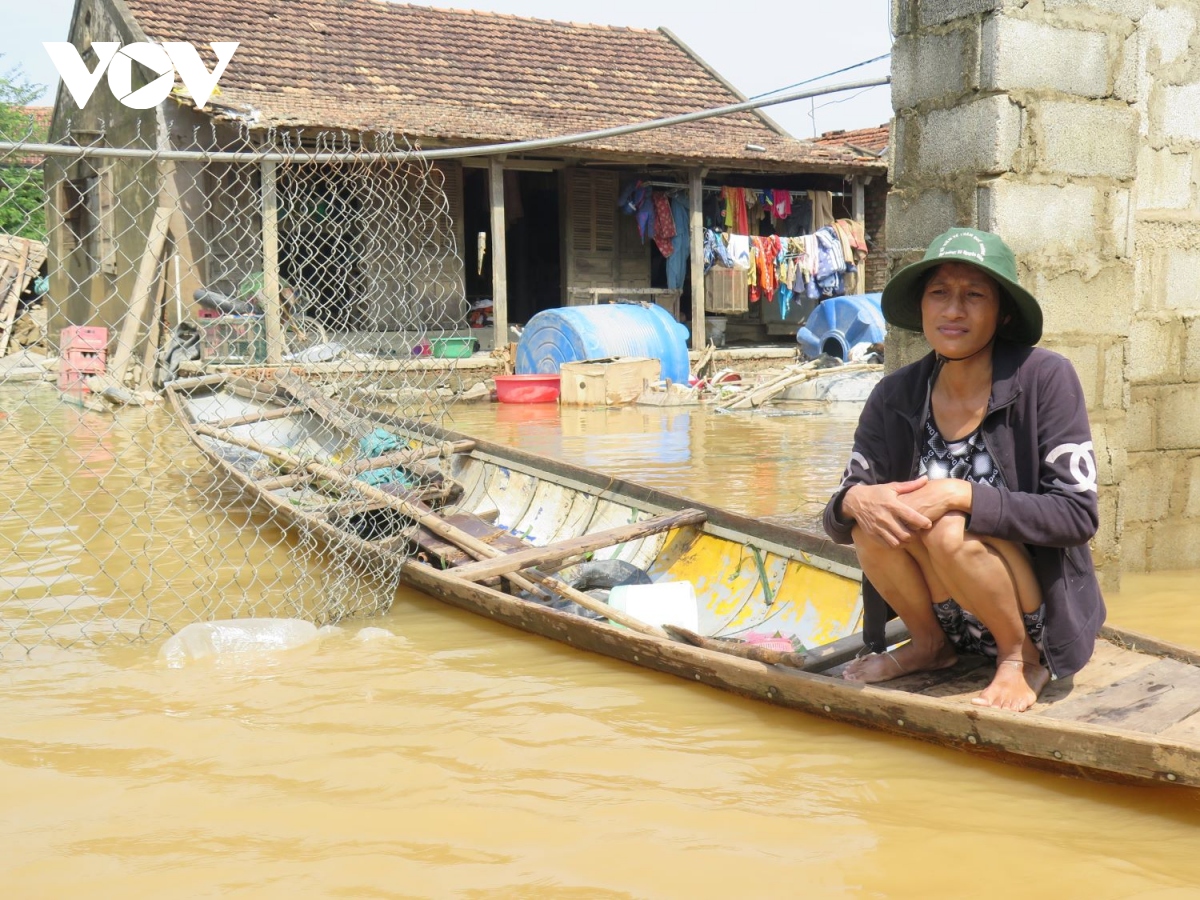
[{"xmin": 0, "ymin": 112, "xmax": 478, "ymax": 656}]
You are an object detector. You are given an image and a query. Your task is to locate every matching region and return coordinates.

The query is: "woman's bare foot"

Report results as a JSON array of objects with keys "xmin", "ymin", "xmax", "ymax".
[
  {"xmin": 971, "ymin": 658, "xmax": 1050, "ymax": 711},
  {"xmin": 843, "ymin": 638, "xmax": 958, "ymax": 684}
]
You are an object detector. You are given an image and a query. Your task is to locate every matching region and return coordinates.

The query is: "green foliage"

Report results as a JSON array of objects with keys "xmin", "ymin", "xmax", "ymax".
[
  {"xmin": 0, "ymin": 167, "xmax": 45, "ymax": 239},
  {"xmin": 1, "ymin": 58, "xmax": 48, "ymax": 241}
]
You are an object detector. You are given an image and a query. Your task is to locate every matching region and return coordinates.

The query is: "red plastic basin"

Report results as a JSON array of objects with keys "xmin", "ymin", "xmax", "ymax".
[{"xmin": 494, "ymin": 374, "xmax": 560, "ymax": 404}]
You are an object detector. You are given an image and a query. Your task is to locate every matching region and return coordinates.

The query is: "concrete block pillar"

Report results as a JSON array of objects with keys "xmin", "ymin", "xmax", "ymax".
[{"xmin": 885, "ymin": 0, "xmax": 1196, "ymax": 588}]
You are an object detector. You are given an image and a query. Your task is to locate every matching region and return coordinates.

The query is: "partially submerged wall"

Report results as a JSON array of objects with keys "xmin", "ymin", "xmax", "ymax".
[{"xmin": 887, "ymin": 0, "xmax": 1200, "ymax": 584}]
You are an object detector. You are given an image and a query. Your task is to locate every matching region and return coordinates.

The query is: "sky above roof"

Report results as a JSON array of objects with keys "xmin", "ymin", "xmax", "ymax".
[{"xmin": 3, "ymin": 0, "xmax": 894, "ymax": 139}]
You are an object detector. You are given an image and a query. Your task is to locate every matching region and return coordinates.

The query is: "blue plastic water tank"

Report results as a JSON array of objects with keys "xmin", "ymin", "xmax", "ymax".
[
  {"xmin": 797, "ymin": 293, "xmax": 886, "ymax": 361},
  {"xmin": 516, "ymin": 303, "xmax": 691, "ymax": 384}
]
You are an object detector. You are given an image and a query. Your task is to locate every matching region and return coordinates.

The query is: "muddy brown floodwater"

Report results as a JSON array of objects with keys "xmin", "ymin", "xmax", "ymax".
[{"xmin": 3, "ymin": 390, "xmax": 1200, "ymax": 896}]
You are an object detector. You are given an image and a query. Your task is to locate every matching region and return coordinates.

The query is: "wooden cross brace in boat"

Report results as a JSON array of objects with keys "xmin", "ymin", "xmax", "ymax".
[{"xmin": 447, "ymin": 508, "xmax": 707, "ymax": 583}]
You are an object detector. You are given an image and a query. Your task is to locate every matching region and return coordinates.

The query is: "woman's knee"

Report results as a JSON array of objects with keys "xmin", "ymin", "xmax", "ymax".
[
  {"xmin": 851, "ymin": 525, "xmax": 896, "ymax": 564},
  {"xmin": 920, "ymin": 513, "xmax": 975, "ymax": 565}
]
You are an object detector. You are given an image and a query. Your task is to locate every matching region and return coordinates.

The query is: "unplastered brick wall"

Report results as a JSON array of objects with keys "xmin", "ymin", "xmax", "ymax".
[
  {"xmin": 864, "ymin": 178, "xmax": 890, "ymax": 291},
  {"xmin": 887, "ymin": 0, "xmax": 1200, "ymax": 584}
]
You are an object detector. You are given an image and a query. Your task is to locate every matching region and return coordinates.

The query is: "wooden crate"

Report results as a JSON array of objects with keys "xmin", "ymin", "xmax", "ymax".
[
  {"xmin": 704, "ymin": 266, "xmax": 749, "ymax": 314},
  {"xmin": 560, "ymin": 357, "xmax": 661, "ymax": 406}
]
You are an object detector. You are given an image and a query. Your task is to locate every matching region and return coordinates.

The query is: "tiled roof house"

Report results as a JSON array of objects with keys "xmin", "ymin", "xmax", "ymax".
[
  {"xmin": 47, "ymin": 0, "xmax": 889, "ymax": 351},
  {"xmin": 121, "ymin": 0, "xmax": 882, "ymax": 173},
  {"xmin": 7, "ymin": 107, "xmax": 53, "ymax": 166},
  {"xmin": 814, "ymin": 124, "xmax": 889, "ymax": 159}
]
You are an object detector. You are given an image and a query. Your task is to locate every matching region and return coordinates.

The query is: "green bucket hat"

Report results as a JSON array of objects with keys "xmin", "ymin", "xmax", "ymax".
[{"xmin": 881, "ymin": 227, "xmax": 1042, "ymax": 346}]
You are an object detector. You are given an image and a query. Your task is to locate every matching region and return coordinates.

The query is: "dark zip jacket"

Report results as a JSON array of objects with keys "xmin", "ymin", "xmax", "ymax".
[{"xmin": 822, "ymin": 341, "xmax": 1105, "ymax": 679}]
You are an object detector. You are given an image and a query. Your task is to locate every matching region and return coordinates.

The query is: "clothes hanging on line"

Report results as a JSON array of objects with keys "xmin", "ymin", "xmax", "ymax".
[
  {"xmin": 703, "ymin": 220, "xmax": 867, "ymax": 306},
  {"xmin": 618, "ymin": 179, "xmax": 655, "ymax": 242},
  {"xmin": 665, "ymin": 195, "xmax": 691, "ymax": 290},
  {"xmin": 721, "ymin": 186, "xmax": 750, "ymax": 234},
  {"xmin": 652, "ymin": 192, "xmax": 676, "ymax": 259},
  {"xmin": 725, "ymin": 233, "xmax": 751, "ymax": 269},
  {"xmin": 811, "ymin": 190, "xmax": 835, "ymax": 230}
]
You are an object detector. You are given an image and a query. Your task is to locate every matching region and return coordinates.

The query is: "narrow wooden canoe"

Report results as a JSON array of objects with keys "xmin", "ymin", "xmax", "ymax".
[{"xmin": 166, "ymin": 373, "xmax": 1200, "ymax": 788}]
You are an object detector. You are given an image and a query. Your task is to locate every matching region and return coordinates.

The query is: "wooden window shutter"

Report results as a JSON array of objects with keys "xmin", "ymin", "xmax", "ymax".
[
  {"xmin": 568, "ymin": 169, "xmax": 618, "ymax": 254},
  {"xmin": 409, "ymin": 163, "xmax": 460, "ymax": 252},
  {"xmin": 569, "ymin": 170, "xmax": 593, "ymax": 253},
  {"xmin": 592, "ymin": 171, "xmax": 617, "ymax": 254}
]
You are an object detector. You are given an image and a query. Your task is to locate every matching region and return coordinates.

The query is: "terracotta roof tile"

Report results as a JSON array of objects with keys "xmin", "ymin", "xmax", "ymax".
[
  {"xmin": 119, "ymin": 0, "xmax": 884, "ymax": 172},
  {"xmin": 813, "ymin": 123, "xmax": 890, "ymax": 157}
]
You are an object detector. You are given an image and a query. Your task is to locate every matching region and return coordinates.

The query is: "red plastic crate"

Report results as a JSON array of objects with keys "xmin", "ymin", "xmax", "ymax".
[
  {"xmin": 57, "ymin": 366, "xmax": 93, "ymax": 393},
  {"xmin": 60, "ymin": 325, "xmax": 108, "ymax": 353},
  {"xmin": 64, "ymin": 348, "xmax": 106, "ymax": 372}
]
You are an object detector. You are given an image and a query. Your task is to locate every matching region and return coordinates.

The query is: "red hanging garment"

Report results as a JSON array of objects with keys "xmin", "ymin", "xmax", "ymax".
[{"xmin": 652, "ymin": 192, "xmax": 676, "ymax": 258}]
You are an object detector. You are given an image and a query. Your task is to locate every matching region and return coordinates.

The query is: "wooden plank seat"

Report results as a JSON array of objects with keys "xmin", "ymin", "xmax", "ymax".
[{"xmin": 411, "ymin": 512, "xmax": 534, "ymax": 568}]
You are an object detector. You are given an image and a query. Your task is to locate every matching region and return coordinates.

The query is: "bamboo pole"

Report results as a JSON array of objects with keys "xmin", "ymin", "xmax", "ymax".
[
  {"xmin": 449, "ymin": 507, "xmax": 707, "ymax": 582},
  {"xmin": 720, "ymin": 362, "xmax": 880, "ymax": 411},
  {"xmin": 257, "ymin": 439, "xmax": 475, "ymax": 491},
  {"xmin": 138, "ymin": 247, "xmax": 170, "ymax": 391},
  {"xmin": 109, "ymin": 205, "xmax": 172, "ymax": 383},
  {"xmin": 208, "ymin": 405, "xmax": 305, "ymax": 430},
  {"xmin": 663, "ymin": 625, "xmax": 808, "ymax": 669}
]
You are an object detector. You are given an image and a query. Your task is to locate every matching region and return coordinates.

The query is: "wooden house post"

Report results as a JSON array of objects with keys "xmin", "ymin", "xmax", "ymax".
[
  {"xmin": 489, "ymin": 158, "xmax": 509, "ymax": 351},
  {"xmin": 261, "ymin": 159, "xmax": 284, "ymax": 364},
  {"xmin": 689, "ymin": 168, "xmax": 705, "ymax": 351},
  {"xmin": 852, "ymin": 176, "xmax": 866, "ymax": 295}
]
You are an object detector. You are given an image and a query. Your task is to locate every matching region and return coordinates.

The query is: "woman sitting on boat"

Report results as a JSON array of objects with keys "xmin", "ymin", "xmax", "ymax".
[{"xmin": 822, "ymin": 227, "xmax": 1105, "ymax": 711}]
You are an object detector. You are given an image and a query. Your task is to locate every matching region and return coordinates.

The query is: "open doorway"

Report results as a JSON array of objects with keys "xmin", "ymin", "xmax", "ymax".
[
  {"xmin": 505, "ymin": 170, "xmax": 561, "ymax": 323},
  {"xmin": 461, "ymin": 168, "xmax": 562, "ymax": 327}
]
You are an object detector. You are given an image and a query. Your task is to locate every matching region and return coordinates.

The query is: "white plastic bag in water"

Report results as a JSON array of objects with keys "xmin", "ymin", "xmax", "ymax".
[{"xmin": 159, "ymin": 618, "xmax": 319, "ymax": 668}]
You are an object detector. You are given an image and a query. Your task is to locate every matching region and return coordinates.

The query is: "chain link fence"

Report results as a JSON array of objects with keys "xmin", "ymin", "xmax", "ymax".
[{"xmin": 1, "ymin": 111, "xmax": 481, "ymax": 656}]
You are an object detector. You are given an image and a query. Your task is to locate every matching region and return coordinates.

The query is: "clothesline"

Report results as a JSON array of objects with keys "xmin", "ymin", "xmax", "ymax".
[{"xmin": 640, "ymin": 180, "xmax": 851, "ymax": 198}]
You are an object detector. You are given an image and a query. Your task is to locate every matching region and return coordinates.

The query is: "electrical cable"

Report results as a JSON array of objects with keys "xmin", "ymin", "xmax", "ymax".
[{"xmin": 746, "ymin": 52, "xmax": 891, "ymax": 101}]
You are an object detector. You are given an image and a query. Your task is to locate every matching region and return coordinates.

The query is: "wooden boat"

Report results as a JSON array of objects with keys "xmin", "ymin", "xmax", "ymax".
[{"xmin": 166, "ymin": 372, "xmax": 1200, "ymax": 788}]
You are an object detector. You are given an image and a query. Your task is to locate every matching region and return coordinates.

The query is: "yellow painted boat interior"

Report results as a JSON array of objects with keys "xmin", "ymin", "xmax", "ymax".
[{"xmin": 449, "ymin": 453, "xmax": 863, "ymax": 650}]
